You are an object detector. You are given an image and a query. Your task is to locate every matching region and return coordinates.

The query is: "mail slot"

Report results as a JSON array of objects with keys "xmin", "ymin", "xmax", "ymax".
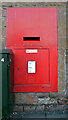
[{"xmin": 6, "ymin": 8, "xmax": 58, "ymax": 92}]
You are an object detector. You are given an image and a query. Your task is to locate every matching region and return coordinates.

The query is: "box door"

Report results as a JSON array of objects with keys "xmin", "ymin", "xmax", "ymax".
[{"xmin": 14, "ymin": 48, "xmax": 49, "ymax": 85}]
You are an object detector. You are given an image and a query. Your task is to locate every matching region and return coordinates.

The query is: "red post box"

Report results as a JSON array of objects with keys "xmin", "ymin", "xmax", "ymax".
[{"xmin": 6, "ymin": 8, "xmax": 58, "ymax": 92}]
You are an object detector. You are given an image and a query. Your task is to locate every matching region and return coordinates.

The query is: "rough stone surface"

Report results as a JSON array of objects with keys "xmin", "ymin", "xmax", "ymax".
[
  {"xmin": 13, "ymin": 105, "xmax": 23, "ymax": 112},
  {"xmin": 13, "ymin": 93, "xmax": 37, "ymax": 104}
]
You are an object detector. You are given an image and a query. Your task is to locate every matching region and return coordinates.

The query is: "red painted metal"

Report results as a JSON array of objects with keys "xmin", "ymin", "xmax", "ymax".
[{"xmin": 6, "ymin": 8, "xmax": 58, "ymax": 92}]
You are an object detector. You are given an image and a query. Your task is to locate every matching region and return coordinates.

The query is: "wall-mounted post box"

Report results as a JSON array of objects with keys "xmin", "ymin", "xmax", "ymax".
[
  {"xmin": 0, "ymin": 49, "xmax": 14, "ymax": 118},
  {"xmin": 6, "ymin": 8, "xmax": 58, "ymax": 92}
]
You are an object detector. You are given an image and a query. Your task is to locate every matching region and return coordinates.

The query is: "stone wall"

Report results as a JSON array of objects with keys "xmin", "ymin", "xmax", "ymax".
[{"xmin": 0, "ymin": 2, "xmax": 68, "ymax": 118}]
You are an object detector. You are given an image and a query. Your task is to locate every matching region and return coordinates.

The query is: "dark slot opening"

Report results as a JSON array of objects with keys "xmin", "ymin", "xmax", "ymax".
[{"xmin": 24, "ymin": 37, "xmax": 40, "ymax": 41}]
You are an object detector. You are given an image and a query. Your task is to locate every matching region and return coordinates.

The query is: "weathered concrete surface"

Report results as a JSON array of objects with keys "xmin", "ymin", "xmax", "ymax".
[{"xmin": 11, "ymin": 112, "xmax": 67, "ymax": 118}]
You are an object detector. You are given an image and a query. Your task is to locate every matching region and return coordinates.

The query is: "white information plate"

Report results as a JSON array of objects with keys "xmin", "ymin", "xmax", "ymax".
[
  {"xmin": 28, "ymin": 61, "xmax": 36, "ymax": 73},
  {"xmin": 26, "ymin": 49, "xmax": 38, "ymax": 53}
]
